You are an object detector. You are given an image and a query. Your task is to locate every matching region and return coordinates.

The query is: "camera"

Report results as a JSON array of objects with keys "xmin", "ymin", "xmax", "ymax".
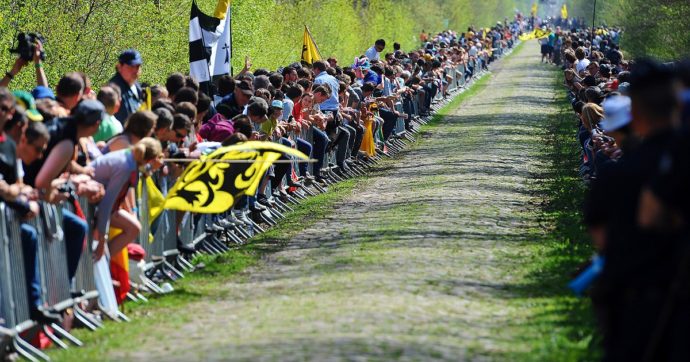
[
  {"xmin": 57, "ymin": 180, "xmax": 77, "ymax": 202},
  {"xmin": 9, "ymin": 32, "xmax": 46, "ymax": 62}
]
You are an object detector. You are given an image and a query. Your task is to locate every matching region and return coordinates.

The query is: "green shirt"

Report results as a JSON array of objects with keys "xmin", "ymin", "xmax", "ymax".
[
  {"xmin": 260, "ymin": 118, "xmax": 278, "ymax": 137},
  {"xmin": 94, "ymin": 115, "xmax": 123, "ymax": 143}
]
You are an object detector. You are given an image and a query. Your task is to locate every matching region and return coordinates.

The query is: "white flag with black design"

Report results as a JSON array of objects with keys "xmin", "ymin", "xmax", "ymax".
[{"xmin": 189, "ymin": 0, "xmax": 231, "ymax": 96}]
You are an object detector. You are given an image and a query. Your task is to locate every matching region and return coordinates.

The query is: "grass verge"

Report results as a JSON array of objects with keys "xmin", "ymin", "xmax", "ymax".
[{"xmin": 498, "ymin": 67, "xmax": 601, "ymax": 361}]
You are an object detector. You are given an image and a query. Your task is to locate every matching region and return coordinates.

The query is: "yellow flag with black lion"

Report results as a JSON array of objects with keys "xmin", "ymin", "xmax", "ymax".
[{"xmin": 164, "ymin": 141, "xmax": 308, "ymax": 213}]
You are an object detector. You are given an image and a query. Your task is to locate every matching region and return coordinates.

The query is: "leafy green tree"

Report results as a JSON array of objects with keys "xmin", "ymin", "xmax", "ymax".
[{"xmin": 0, "ymin": 0, "xmax": 517, "ymax": 92}]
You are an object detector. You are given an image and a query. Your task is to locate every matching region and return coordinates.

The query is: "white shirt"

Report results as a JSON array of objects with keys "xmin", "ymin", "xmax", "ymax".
[
  {"xmin": 576, "ymin": 58, "xmax": 591, "ymax": 74},
  {"xmin": 365, "ymin": 46, "xmax": 380, "ymax": 61},
  {"xmin": 469, "ymin": 46, "xmax": 478, "ymax": 57}
]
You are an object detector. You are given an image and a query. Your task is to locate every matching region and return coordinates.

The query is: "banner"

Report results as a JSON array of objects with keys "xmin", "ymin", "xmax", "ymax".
[
  {"xmin": 301, "ymin": 25, "xmax": 322, "ymax": 65},
  {"xmin": 189, "ymin": 0, "xmax": 232, "ymax": 96},
  {"xmin": 531, "ymin": 2, "xmax": 537, "ymax": 17},
  {"xmin": 137, "ymin": 176, "xmax": 165, "ymax": 226},
  {"xmin": 561, "ymin": 4, "xmax": 568, "ymax": 19},
  {"xmin": 519, "ymin": 28, "xmax": 551, "ymax": 41},
  {"xmin": 164, "ymin": 141, "xmax": 309, "ymax": 213}
]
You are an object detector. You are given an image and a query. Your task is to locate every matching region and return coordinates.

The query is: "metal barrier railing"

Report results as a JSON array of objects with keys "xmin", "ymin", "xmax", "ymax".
[{"xmin": 0, "ymin": 202, "xmax": 51, "ymax": 361}]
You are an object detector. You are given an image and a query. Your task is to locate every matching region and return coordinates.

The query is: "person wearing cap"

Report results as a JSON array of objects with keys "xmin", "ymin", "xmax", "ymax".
[
  {"xmin": 247, "ymin": 97, "xmax": 269, "ymax": 128},
  {"xmin": 20, "ymin": 100, "xmax": 107, "ymax": 298},
  {"xmin": 110, "ymin": 49, "xmax": 143, "ymax": 124},
  {"xmin": 218, "ymin": 80, "xmax": 253, "ymax": 119},
  {"xmin": 4, "ymin": 91, "xmax": 40, "ymax": 144},
  {"xmin": 260, "ymin": 99, "xmax": 283, "ymax": 137},
  {"xmin": 361, "ymin": 61, "xmax": 380, "ymax": 86},
  {"xmin": 600, "ymin": 96, "xmax": 631, "ymax": 138},
  {"xmin": 12, "ymin": 90, "xmax": 43, "ymax": 121}
]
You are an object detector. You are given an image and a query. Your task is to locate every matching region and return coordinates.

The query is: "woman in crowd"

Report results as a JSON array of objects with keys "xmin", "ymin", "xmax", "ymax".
[
  {"xmin": 564, "ymin": 69, "xmax": 584, "ymax": 92},
  {"xmin": 91, "ymin": 137, "xmax": 163, "ymax": 260},
  {"xmin": 581, "ymin": 102, "xmax": 604, "ymax": 131}
]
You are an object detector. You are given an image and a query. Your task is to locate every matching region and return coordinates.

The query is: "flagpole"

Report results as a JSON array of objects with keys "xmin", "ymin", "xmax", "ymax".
[
  {"xmin": 229, "ymin": 5, "xmax": 233, "ymax": 76},
  {"xmin": 591, "ymin": 0, "xmax": 597, "ymax": 41}
]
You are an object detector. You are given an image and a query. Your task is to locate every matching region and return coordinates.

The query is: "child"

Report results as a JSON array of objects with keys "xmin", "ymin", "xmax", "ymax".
[{"xmin": 94, "ymin": 85, "xmax": 123, "ymax": 143}]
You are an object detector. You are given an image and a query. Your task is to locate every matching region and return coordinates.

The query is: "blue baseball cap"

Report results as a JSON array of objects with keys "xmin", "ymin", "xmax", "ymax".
[
  {"xmin": 118, "ymin": 49, "xmax": 143, "ymax": 66},
  {"xmin": 31, "ymin": 85, "xmax": 55, "ymax": 100},
  {"xmin": 72, "ymin": 100, "xmax": 107, "ymax": 126}
]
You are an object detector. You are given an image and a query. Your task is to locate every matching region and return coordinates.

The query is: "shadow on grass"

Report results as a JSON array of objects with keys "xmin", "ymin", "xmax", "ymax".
[{"xmin": 501, "ymin": 73, "xmax": 601, "ymax": 360}]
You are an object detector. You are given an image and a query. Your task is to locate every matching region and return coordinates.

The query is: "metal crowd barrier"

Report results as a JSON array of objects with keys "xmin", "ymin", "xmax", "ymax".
[{"xmin": 0, "ymin": 203, "xmax": 49, "ymax": 361}]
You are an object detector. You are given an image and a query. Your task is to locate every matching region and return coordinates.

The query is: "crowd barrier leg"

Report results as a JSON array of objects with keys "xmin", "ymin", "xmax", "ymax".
[
  {"xmin": 156, "ymin": 175, "xmax": 196, "ymax": 274},
  {"xmin": 74, "ymin": 199, "xmax": 101, "ymax": 315},
  {"xmin": 139, "ymin": 181, "xmax": 187, "ymax": 283}
]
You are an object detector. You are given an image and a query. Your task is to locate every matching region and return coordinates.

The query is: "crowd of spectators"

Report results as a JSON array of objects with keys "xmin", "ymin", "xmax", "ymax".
[
  {"xmin": 556, "ymin": 25, "xmax": 690, "ymax": 360},
  {"xmin": 0, "ymin": 16, "xmax": 523, "ymax": 355}
]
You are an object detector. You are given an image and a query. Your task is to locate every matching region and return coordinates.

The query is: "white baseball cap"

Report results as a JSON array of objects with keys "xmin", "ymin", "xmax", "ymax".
[{"xmin": 600, "ymin": 95, "xmax": 632, "ymax": 132}]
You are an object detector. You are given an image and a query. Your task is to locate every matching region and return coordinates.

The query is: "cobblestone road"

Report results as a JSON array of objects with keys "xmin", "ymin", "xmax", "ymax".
[{"xmin": 121, "ymin": 40, "xmax": 558, "ymax": 361}]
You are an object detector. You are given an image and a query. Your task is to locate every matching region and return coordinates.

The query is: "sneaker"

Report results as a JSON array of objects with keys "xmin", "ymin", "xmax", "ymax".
[{"xmin": 233, "ymin": 210, "xmax": 253, "ymax": 226}]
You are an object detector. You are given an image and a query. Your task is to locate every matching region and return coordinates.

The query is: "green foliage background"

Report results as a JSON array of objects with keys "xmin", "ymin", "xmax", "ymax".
[
  {"xmin": 562, "ymin": 0, "xmax": 689, "ymax": 60},
  {"xmin": 0, "ymin": 0, "xmax": 522, "ymax": 92}
]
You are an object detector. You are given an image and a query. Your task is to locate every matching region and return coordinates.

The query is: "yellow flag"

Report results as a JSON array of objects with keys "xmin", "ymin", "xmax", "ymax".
[
  {"xmin": 519, "ymin": 31, "xmax": 535, "ymax": 41},
  {"xmin": 534, "ymin": 28, "xmax": 551, "ymax": 39},
  {"xmin": 137, "ymin": 176, "xmax": 165, "ymax": 223},
  {"xmin": 138, "ymin": 87, "xmax": 152, "ymax": 111},
  {"xmin": 136, "ymin": 176, "xmax": 165, "ymax": 242},
  {"xmin": 531, "ymin": 2, "xmax": 537, "ymax": 16},
  {"xmin": 213, "ymin": 0, "xmax": 231, "ymax": 19},
  {"xmin": 561, "ymin": 4, "xmax": 568, "ymax": 19},
  {"xmin": 519, "ymin": 28, "xmax": 552, "ymax": 41},
  {"xmin": 164, "ymin": 141, "xmax": 309, "ymax": 213},
  {"xmin": 301, "ymin": 25, "xmax": 322, "ymax": 65}
]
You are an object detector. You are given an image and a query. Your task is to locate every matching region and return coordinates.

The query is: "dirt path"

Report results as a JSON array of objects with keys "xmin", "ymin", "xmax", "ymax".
[{"xmin": 117, "ymin": 41, "xmax": 559, "ymax": 361}]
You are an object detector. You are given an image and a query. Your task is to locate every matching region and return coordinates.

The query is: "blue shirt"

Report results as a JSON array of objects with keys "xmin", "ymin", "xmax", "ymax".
[
  {"xmin": 313, "ymin": 71, "xmax": 340, "ymax": 111},
  {"xmin": 363, "ymin": 70, "xmax": 380, "ymax": 86}
]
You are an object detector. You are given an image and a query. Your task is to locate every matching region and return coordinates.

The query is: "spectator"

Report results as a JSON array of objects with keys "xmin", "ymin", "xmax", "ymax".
[
  {"xmin": 365, "ymin": 39, "xmax": 386, "ymax": 61},
  {"xmin": 219, "ymin": 80, "xmax": 254, "ymax": 119},
  {"xmin": 91, "ymin": 137, "xmax": 163, "ymax": 260},
  {"xmin": 575, "ymin": 47, "xmax": 590, "ymax": 74},
  {"xmin": 104, "ymin": 110, "xmax": 157, "ymax": 153},
  {"xmin": 55, "ymin": 73, "xmax": 85, "ymax": 116},
  {"xmin": 93, "ymin": 85, "xmax": 123, "ymax": 143},
  {"xmin": 110, "ymin": 49, "xmax": 143, "ymax": 123}
]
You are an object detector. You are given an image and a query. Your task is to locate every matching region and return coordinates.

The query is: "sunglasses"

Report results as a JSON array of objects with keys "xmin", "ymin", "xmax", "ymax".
[
  {"xmin": 175, "ymin": 131, "xmax": 187, "ymax": 138},
  {"xmin": 0, "ymin": 104, "xmax": 12, "ymax": 113}
]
